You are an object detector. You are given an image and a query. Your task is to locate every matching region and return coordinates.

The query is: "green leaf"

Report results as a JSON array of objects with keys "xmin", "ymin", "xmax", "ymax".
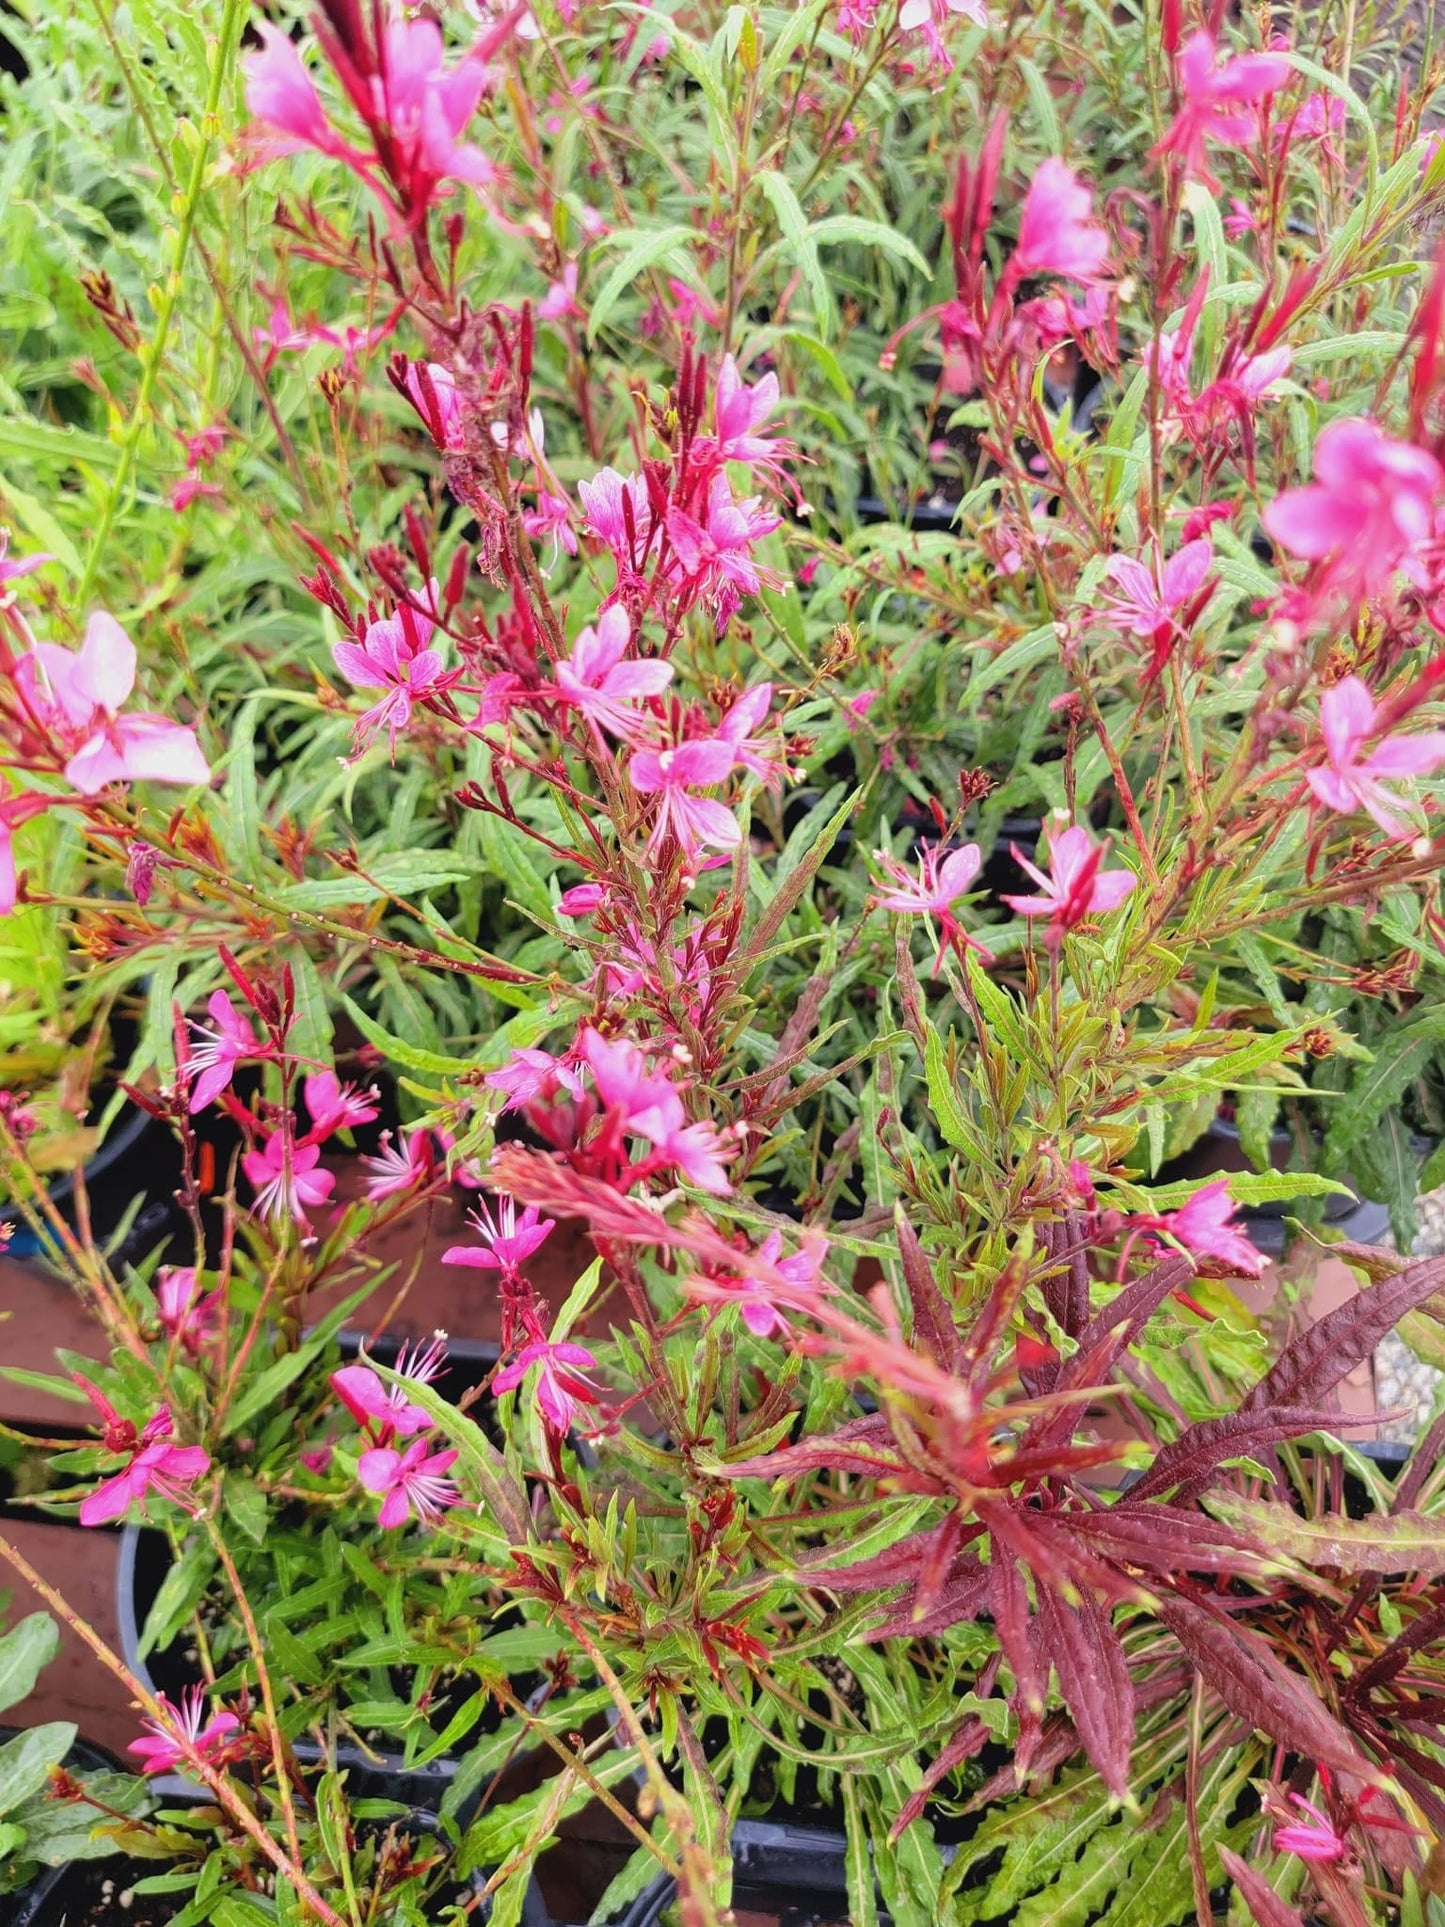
[
  {"xmin": 0, "ymin": 1722, "xmax": 75, "ymax": 1816},
  {"xmin": 807, "ymin": 215, "xmax": 930, "ymax": 280},
  {"xmin": 923, "ymin": 1026, "xmax": 971, "ymax": 1153},
  {"xmin": 0, "ymin": 1613, "xmax": 58, "ymax": 1716},
  {"xmin": 222, "ymin": 1472, "xmax": 269, "ymax": 1547},
  {"xmin": 1325, "ymin": 1013, "xmax": 1445, "ymax": 1167},
  {"xmin": 138, "ymin": 1536, "xmax": 215, "ymax": 1665},
  {"xmin": 1208, "ymin": 1498, "xmax": 1445, "ymax": 1574},
  {"xmin": 756, "ymin": 170, "xmax": 833, "ymax": 336},
  {"xmin": 220, "ymin": 1284, "xmax": 372, "ymax": 1438},
  {"xmin": 587, "ymin": 225, "xmax": 698, "ymax": 341},
  {"xmin": 477, "ymin": 812, "xmax": 555, "ymax": 921},
  {"xmin": 371, "ymin": 1360, "xmax": 529, "ymax": 1546}
]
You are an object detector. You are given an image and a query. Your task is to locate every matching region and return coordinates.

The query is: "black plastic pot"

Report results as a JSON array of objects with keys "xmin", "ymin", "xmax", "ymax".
[
  {"xmin": 1161, "ymin": 1115, "xmax": 1391, "ymax": 1259},
  {"xmin": 607, "ymin": 1819, "xmax": 890, "ymax": 1927},
  {"xmin": 7, "ymin": 1733, "xmax": 127, "ymax": 1927},
  {"xmin": 2, "ymin": 1101, "xmax": 181, "ymax": 1265}
]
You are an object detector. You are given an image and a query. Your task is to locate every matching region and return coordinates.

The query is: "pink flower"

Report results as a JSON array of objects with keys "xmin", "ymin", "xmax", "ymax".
[
  {"xmin": 1263, "ymin": 419, "xmax": 1442, "ymax": 603},
  {"xmin": 1155, "ymin": 31, "xmax": 1291, "ymax": 187},
  {"xmin": 243, "ymin": 24, "xmax": 362, "ymax": 165},
  {"xmin": 715, "ymin": 683, "xmax": 784, "ymax": 785},
  {"xmin": 1003, "ymin": 824, "xmax": 1136, "ymax": 937},
  {"xmin": 523, "ymin": 491, "xmax": 579, "ymax": 568},
  {"xmin": 241, "ymin": 1134, "xmax": 336, "ymax": 1224},
  {"xmin": 443, "ymin": 1196, "xmax": 554, "ymax": 1273},
  {"xmin": 898, "ymin": 0, "xmax": 989, "ymax": 67},
  {"xmin": 630, "ymin": 738, "xmax": 740, "ymax": 859},
  {"xmin": 333, "ymin": 604, "xmax": 450, "ymax": 753},
  {"xmin": 1009, "ymin": 159, "xmax": 1110, "ymax": 285},
  {"xmin": 397, "ymin": 361, "xmax": 466, "ymax": 451},
  {"xmin": 581, "ymin": 1027, "xmax": 733, "ymax": 1194},
  {"xmin": 484, "ymin": 1046, "xmax": 584, "ymax": 1112},
  {"xmin": 358, "ymin": 1438, "xmax": 461, "ymax": 1529},
  {"xmin": 579, "ymin": 467, "xmax": 658, "ymax": 573},
  {"xmin": 332, "ymin": 1333, "xmax": 447, "ymax": 1445},
  {"xmin": 79, "ymin": 1407, "xmax": 210, "ymax": 1527},
  {"xmin": 359, "ymin": 1128, "xmax": 434, "ymax": 1199},
  {"xmin": 494, "ymin": 1338, "xmax": 600, "ymax": 1434},
  {"xmin": 712, "ymin": 356, "xmax": 784, "ymax": 467},
  {"xmin": 129, "ymin": 1687, "xmax": 242, "ymax": 1777},
  {"xmin": 0, "ymin": 530, "xmax": 53, "ymax": 603},
  {"xmin": 538, "ymin": 262, "xmax": 583, "ymax": 322},
  {"xmin": 253, "ymin": 294, "xmax": 339, "ymax": 370},
  {"xmin": 873, "ymin": 842, "xmax": 988, "ymax": 972},
  {"xmin": 555, "ymin": 605, "xmax": 673, "ymax": 744},
  {"xmin": 729, "ymin": 1230, "xmax": 829, "ymax": 1339},
  {"xmin": 1158, "ymin": 1179, "xmax": 1263, "ymax": 1278},
  {"xmin": 21, "ymin": 614, "xmax": 210, "ymax": 796},
  {"xmin": 185, "ymin": 992, "xmax": 261, "ymax": 1114},
  {"xmin": 304, "ymin": 1069, "xmax": 381, "ymax": 1136},
  {"xmin": 1305, "ymin": 676, "xmax": 1445, "ymax": 838},
  {"xmin": 666, "ymin": 473, "xmax": 782, "ymax": 611},
  {"xmin": 556, "ymin": 882, "xmax": 606, "ymax": 918},
  {"xmin": 1274, "ymin": 1795, "xmax": 1347, "ymax": 1864},
  {"xmin": 1099, "ymin": 539, "xmax": 1215, "ymax": 677},
  {"xmin": 169, "ymin": 475, "xmax": 223, "ymax": 513},
  {"xmin": 155, "ymin": 1268, "xmax": 222, "ymax": 1358},
  {"xmin": 0, "ymin": 792, "xmax": 49, "ymax": 918}
]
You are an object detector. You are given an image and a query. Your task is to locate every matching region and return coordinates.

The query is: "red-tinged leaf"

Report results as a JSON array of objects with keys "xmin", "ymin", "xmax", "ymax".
[
  {"xmin": 988, "ymin": 1503, "xmax": 1141, "ymax": 1604},
  {"xmin": 1219, "ymin": 1849, "xmax": 1305, "ymax": 1927},
  {"xmin": 803, "ymin": 1517, "xmax": 982, "ymax": 1593},
  {"xmin": 1349, "ymin": 1597, "xmax": 1445, "ymax": 1696},
  {"xmin": 991, "ymin": 1549, "xmax": 1044, "ymax": 1718},
  {"xmin": 726, "ymin": 1413, "xmax": 905, "ymax": 1484},
  {"xmin": 1126, "ymin": 1406, "xmax": 1349, "ymax": 1504},
  {"xmin": 1067, "ymin": 1506, "xmax": 1279, "ymax": 1576},
  {"xmin": 1155, "ymin": 1593, "xmax": 1378, "ymax": 1781},
  {"xmin": 1393, "ymin": 1408, "xmax": 1445, "ymax": 1512},
  {"xmin": 1077, "ymin": 1254, "xmax": 1196, "ymax": 1349},
  {"xmin": 1035, "ymin": 1584, "xmax": 1135, "ymax": 1799},
  {"xmin": 872, "ymin": 1556, "xmax": 990, "ymax": 1641},
  {"xmin": 1208, "ymin": 1498, "xmax": 1445, "ymax": 1576},
  {"xmin": 1242, "ymin": 1253, "xmax": 1445, "ymax": 1416},
  {"xmin": 895, "ymin": 1211, "xmax": 961, "ymax": 1370},
  {"xmin": 960, "ymin": 1250, "xmax": 1031, "ymax": 1374},
  {"xmin": 889, "ymin": 1716, "xmax": 990, "ymax": 1839}
]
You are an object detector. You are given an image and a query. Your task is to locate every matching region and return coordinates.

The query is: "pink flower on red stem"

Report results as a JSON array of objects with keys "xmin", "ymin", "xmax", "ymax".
[
  {"xmin": 729, "ymin": 1230, "xmax": 830, "ymax": 1339},
  {"xmin": 19, "ymin": 615, "xmax": 210, "ymax": 797},
  {"xmin": 129, "ymin": 1687, "xmax": 242, "ymax": 1777},
  {"xmin": 523, "ymin": 492, "xmax": 579, "ymax": 569},
  {"xmin": 711, "ymin": 356, "xmax": 785, "ymax": 468},
  {"xmin": 358, "ymin": 1438, "xmax": 461, "ymax": 1528},
  {"xmin": 185, "ymin": 992, "xmax": 263, "ymax": 1114},
  {"xmin": 538, "ymin": 262, "xmax": 583, "ymax": 322},
  {"xmin": 873, "ymin": 842, "xmax": 989, "ymax": 973},
  {"xmin": 243, "ymin": 25, "xmax": 368, "ymax": 167},
  {"xmin": 1274, "ymin": 1793, "xmax": 1347, "ymax": 1864},
  {"xmin": 1263, "ymin": 419, "xmax": 1442, "ymax": 604},
  {"xmin": 397, "ymin": 361, "xmax": 466, "ymax": 452},
  {"xmin": 1159, "ymin": 1178, "xmax": 1263, "ymax": 1277},
  {"xmin": 556, "ymin": 881, "xmax": 606, "ymax": 918},
  {"xmin": 332, "ymin": 1333, "xmax": 448, "ymax": 1446},
  {"xmin": 555, "ymin": 605, "xmax": 673, "ymax": 745},
  {"xmin": 360, "ymin": 1128, "xmax": 435, "ymax": 1200},
  {"xmin": 333, "ymin": 603, "xmax": 450, "ymax": 754},
  {"xmin": 304, "ymin": 1069, "xmax": 381, "ymax": 1137},
  {"xmin": 1099, "ymin": 539, "xmax": 1215, "ymax": 680},
  {"xmin": 580, "ymin": 1027, "xmax": 733, "ymax": 1194},
  {"xmin": 155, "ymin": 1268, "xmax": 223, "ymax": 1358},
  {"xmin": 666, "ymin": 473, "xmax": 782, "ymax": 611},
  {"xmin": 715, "ymin": 683, "xmax": 784, "ymax": 785},
  {"xmin": 1154, "ymin": 30, "xmax": 1291, "ymax": 188},
  {"xmin": 494, "ymin": 1337, "xmax": 600, "ymax": 1434},
  {"xmin": 485, "ymin": 1046, "xmax": 585, "ymax": 1112},
  {"xmin": 1009, "ymin": 159, "xmax": 1110, "ymax": 285},
  {"xmin": 79, "ymin": 1407, "xmax": 210, "ymax": 1528},
  {"xmin": 443, "ymin": 1196, "xmax": 554, "ymax": 1274},
  {"xmin": 898, "ymin": 0, "xmax": 989, "ymax": 68},
  {"xmin": 1305, "ymin": 676, "xmax": 1445, "ymax": 838},
  {"xmin": 630, "ymin": 738, "xmax": 741, "ymax": 860},
  {"xmin": 1003, "ymin": 825, "xmax": 1136, "ymax": 937},
  {"xmin": 241, "ymin": 1133, "xmax": 336, "ymax": 1224}
]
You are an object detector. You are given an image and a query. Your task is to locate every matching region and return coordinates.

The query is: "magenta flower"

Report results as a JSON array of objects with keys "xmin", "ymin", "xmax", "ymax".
[
  {"xmin": 556, "ymin": 882, "xmax": 606, "ymax": 917},
  {"xmin": 715, "ymin": 683, "xmax": 783, "ymax": 784},
  {"xmin": 730, "ymin": 1230, "xmax": 829, "ymax": 1339},
  {"xmin": 1274, "ymin": 1794, "xmax": 1347, "ymax": 1864},
  {"xmin": 538, "ymin": 262, "xmax": 583, "ymax": 322},
  {"xmin": 0, "ymin": 792, "xmax": 49, "ymax": 918},
  {"xmin": 443, "ymin": 1196, "xmax": 555, "ymax": 1273},
  {"xmin": 494, "ymin": 1337, "xmax": 600, "ymax": 1434},
  {"xmin": 0, "ymin": 530, "xmax": 53, "ymax": 603},
  {"xmin": 1157, "ymin": 1179, "xmax": 1263, "ymax": 1278},
  {"xmin": 1009, "ymin": 159, "xmax": 1110, "ymax": 285},
  {"xmin": 581, "ymin": 1027, "xmax": 733, "ymax": 1194},
  {"xmin": 243, "ymin": 25, "xmax": 365, "ymax": 165},
  {"xmin": 333, "ymin": 604, "xmax": 449, "ymax": 754},
  {"xmin": 154, "ymin": 1268, "xmax": 223, "ymax": 1358},
  {"xmin": 358, "ymin": 1438, "xmax": 461, "ymax": 1529},
  {"xmin": 304, "ymin": 1069, "xmax": 381, "ymax": 1137},
  {"xmin": 578, "ymin": 467, "xmax": 657, "ymax": 572},
  {"xmin": 555, "ymin": 604, "xmax": 673, "ymax": 744},
  {"xmin": 397, "ymin": 361, "xmax": 466, "ymax": 452},
  {"xmin": 523, "ymin": 491, "xmax": 579, "ymax": 568},
  {"xmin": 241, "ymin": 1133, "xmax": 336, "ymax": 1224},
  {"xmin": 1305, "ymin": 676, "xmax": 1445, "ymax": 837},
  {"xmin": 666, "ymin": 473, "xmax": 781, "ymax": 610},
  {"xmin": 712, "ymin": 356, "xmax": 784, "ymax": 467},
  {"xmin": 1264, "ymin": 419, "xmax": 1442, "ymax": 603},
  {"xmin": 21, "ymin": 615, "xmax": 209, "ymax": 797},
  {"xmin": 1003, "ymin": 825, "xmax": 1136, "ymax": 937},
  {"xmin": 186, "ymin": 992, "xmax": 261, "ymax": 1114},
  {"xmin": 129, "ymin": 1687, "xmax": 242, "ymax": 1778},
  {"xmin": 359, "ymin": 1128, "xmax": 434, "ymax": 1200},
  {"xmin": 873, "ymin": 842, "xmax": 987, "ymax": 972},
  {"xmin": 332, "ymin": 1333, "xmax": 448, "ymax": 1445},
  {"xmin": 630, "ymin": 738, "xmax": 740, "ymax": 859},
  {"xmin": 79, "ymin": 1407, "xmax": 210, "ymax": 1528},
  {"xmin": 484, "ymin": 1046, "xmax": 584, "ymax": 1112},
  {"xmin": 1155, "ymin": 30, "xmax": 1291, "ymax": 187},
  {"xmin": 1099, "ymin": 539, "xmax": 1215, "ymax": 675}
]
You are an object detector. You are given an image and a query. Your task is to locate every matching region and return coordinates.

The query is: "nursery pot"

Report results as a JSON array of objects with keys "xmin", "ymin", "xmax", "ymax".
[
  {"xmin": 1, "ymin": 1100, "xmax": 181, "ymax": 1266},
  {"xmin": 603, "ymin": 1819, "xmax": 889, "ymax": 1927},
  {"xmin": 7, "ymin": 1733, "xmax": 127, "ymax": 1927}
]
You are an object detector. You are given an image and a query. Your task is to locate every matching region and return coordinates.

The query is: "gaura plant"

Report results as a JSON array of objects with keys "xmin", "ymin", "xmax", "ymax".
[{"xmin": 4, "ymin": 1, "xmax": 1445, "ymax": 1924}]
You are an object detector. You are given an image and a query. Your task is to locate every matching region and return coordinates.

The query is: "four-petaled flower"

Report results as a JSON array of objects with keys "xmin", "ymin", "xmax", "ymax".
[
  {"xmin": 494, "ymin": 1337, "xmax": 600, "ymax": 1434},
  {"xmin": 1154, "ymin": 30, "xmax": 1291, "ymax": 188},
  {"xmin": 1152, "ymin": 1178, "xmax": 1263, "ymax": 1279},
  {"xmin": 443, "ymin": 1196, "xmax": 555, "ymax": 1273},
  {"xmin": 155, "ymin": 1268, "xmax": 224, "ymax": 1358},
  {"xmin": 129, "ymin": 1687, "xmax": 243, "ymax": 1777},
  {"xmin": 332, "ymin": 1333, "xmax": 448, "ymax": 1445},
  {"xmin": 186, "ymin": 992, "xmax": 262, "ymax": 1114},
  {"xmin": 360, "ymin": 1127, "xmax": 434, "ymax": 1200},
  {"xmin": 711, "ymin": 357, "xmax": 785, "ymax": 469},
  {"xmin": 358, "ymin": 1437, "xmax": 461, "ymax": 1528},
  {"xmin": 1264, "ymin": 419, "xmax": 1443, "ymax": 606},
  {"xmin": 333, "ymin": 603, "xmax": 450, "ymax": 754},
  {"xmin": 630, "ymin": 739, "xmax": 741, "ymax": 859},
  {"xmin": 873, "ymin": 842, "xmax": 988, "ymax": 972},
  {"xmin": 728, "ymin": 1230, "xmax": 830, "ymax": 1339},
  {"xmin": 79, "ymin": 1406, "xmax": 210, "ymax": 1528},
  {"xmin": 241, "ymin": 1133, "xmax": 336, "ymax": 1224},
  {"xmin": 1305, "ymin": 676, "xmax": 1445, "ymax": 838},
  {"xmin": 1002, "ymin": 824, "xmax": 1135, "ymax": 939},
  {"xmin": 1099, "ymin": 539, "xmax": 1215, "ymax": 679},
  {"xmin": 555, "ymin": 605, "xmax": 673, "ymax": 744},
  {"xmin": 898, "ymin": 0, "xmax": 989, "ymax": 70},
  {"xmin": 304, "ymin": 1069, "xmax": 381, "ymax": 1136}
]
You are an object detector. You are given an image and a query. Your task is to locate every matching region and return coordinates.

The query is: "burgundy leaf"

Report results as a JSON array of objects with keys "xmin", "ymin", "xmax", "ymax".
[
  {"xmin": 726, "ymin": 1413, "xmax": 905, "ymax": 1483},
  {"xmin": 804, "ymin": 1516, "xmax": 982, "ymax": 1594},
  {"xmin": 1156, "ymin": 1592, "xmax": 1378, "ymax": 1780},
  {"xmin": 895, "ymin": 1213, "xmax": 961, "ymax": 1369},
  {"xmin": 1126, "ymin": 1406, "xmax": 1350, "ymax": 1504},
  {"xmin": 872, "ymin": 1556, "xmax": 990, "ymax": 1640},
  {"xmin": 1034, "ymin": 1584, "xmax": 1135, "ymax": 1799},
  {"xmin": 1241, "ymin": 1252, "xmax": 1445, "ymax": 1416},
  {"xmin": 1077, "ymin": 1254, "xmax": 1195, "ymax": 1350},
  {"xmin": 889, "ymin": 1716, "xmax": 991, "ymax": 1839},
  {"xmin": 1219, "ymin": 1849, "xmax": 1306, "ymax": 1927},
  {"xmin": 1066, "ymin": 1506, "xmax": 1277, "ymax": 1576}
]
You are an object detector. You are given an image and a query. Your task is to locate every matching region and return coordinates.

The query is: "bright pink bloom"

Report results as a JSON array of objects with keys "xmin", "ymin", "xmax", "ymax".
[
  {"xmin": 169, "ymin": 474, "xmax": 223, "ymax": 513},
  {"xmin": 253, "ymin": 295, "xmax": 339, "ymax": 370},
  {"xmin": 1264, "ymin": 419, "xmax": 1442, "ymax": 602},
  {"xmin": 241, "ymin": 1134, "xmax": 336, "ymax": 1224},
  {"xmin": 332, "ymin": 1333, "xmax": 447, "ymax": 1445},
  {"xmin": 715, "ymin": 683, "xmax": 783, "ymax": 784},
  {"xmin": 579, "ymin": 467, "xmax": 657, "ymax": 574},
  {"xmin": 358, "ymin": 1437, "xmax": 461, "ymax": 1528},
  {"xmin": 729, "ymin": 1230, "xmax": 829, "ymax": 1339},
  {"xmin": 873, "ymin": 842, "xmax": 988, "ymax": 971},
  {"xmin": 666, "ymin": 473, "xmax": 782, "ymax": 610},
  {"xmin": 538, "ymin": 262, "xmax": 583, "ymax": 322},
  {"xmin": 398, "ymin": 361, "xmax": 466, "ymax": 451},
  {"xmin": 443, "ymin": 1196, "xmax": 554, "ymax": 1273},
  {"xmin": 333, "ymin": 604, "xmax": 449, "ymax": 753},
  {"xmin": 581, "ymin": 1027, "xmax": 733, "ymax": 1194},
  {"xmin": 304, "ymin": 1069, "xmax": 381, "ymax": 1136},
  {"xmin": 21, "ymin": 615, "xmax": 209, "ymax": 796},
  {"xmin": 1155, "ymin": 31, "xmax": 1290, "ymax": 187},
  {"xmin": 360, "ymin": 1128, "xmax": 434, "ymax": 1199},
  {"xmin": 712, "ymin": 356, "xmax": 784, "ymax": 467},
  {"xmin": 1158, "ymin": 1179, "xmax": 1263, "ymax": 1277},
  {"xmin": 494, "ymin": 1337, "xmax": 600, "ymax": 1434},
  {"xmin": 155, "ymin": 1268, "xmax": 223, "ymax": 1358},
  {"xmin": 129, "ymin": 1687, "xmax": 242, "ymax": 1777},
  {"xmin": 630, "ymin": 738, "xmax": 740, "ymax": 858},
  {"xmin": 1274, "ymin": 1794, "xmax": 1347, "ymax": 1863},
  {"xmin": 557, "ymin": 882, "xmax": 606, "ymax": 917},
  {"xmin": 1010, "ymin": 159, "xmax": 1110, "ymax": 285},
  {"xmin": 555, "ymin": 604, "xmax": 672, "ymax": 744},
  {"xmin": 523, "ymin": 491, "xmax": 579, "ymax": 568},
  {"xmin": 243, "ymin": 24, "xmax": 361, "ymax": 164},
  {"xmin": 79, "ymin": 1407, "xmax": 210, "ymax": 1527},
  {"xmin": 1100, "ymin": 539, "xmax": 1214, "ymax": 676},
  {"xmin": 1003, "ymin": 825, "xmax": 1136, "ymax": 936},
  {"xmin": 484, "ymin": 1046, "xmax": 584, "ymax": 1111},
  {"xmin": 186, "ymin": 992, "xmax": 262, "ymax": 1114},
  {"xmin": 1306, "ymin": 676, "xmax": 1445, "ymax": 837}
]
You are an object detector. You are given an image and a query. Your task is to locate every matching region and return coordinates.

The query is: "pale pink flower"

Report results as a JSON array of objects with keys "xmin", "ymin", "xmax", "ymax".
[
  {"xmin": 333, "ymin": 605, "xmax": 449, "ymax": 753},
  {"xmin": 899, "ymin": 0, "xmax": 989, "ymax": 68},
  {"xmin": 555, "ymin": 604, "xmax": 673, "ymax": 744},
  {"xmin": 1155, "ymin": 30, "xmax": 1291, "ymax": 187},
  {"xmin": 579, "ymin": 467, "xmax": 657, "ymax": 569},
  {"xmin": 714, "ymin": 682, "xmax": 783, "ymax": 784},
  {"xmin": 129, "ymin": 1687, "xmax": 242, "ymax": 1777},
  {"xmin": 79, "ymin": 1407, "xmax": 209, "ymax": 1527},
  {"xmin": 155, "ymin": 1268, "xmax": 223, "ymax": 1357},
  {"xmin": 1003, "ymin": 824, "xmax": 1135, "ymax": 936},
  {"xmin": 304, "ymin": 1069, "xmax": 381, "ymax": 1136},
  {"xmin": 1010, "ymin": 159, "xmax": 1110, "ymax": 285},
  {"xmin": 241, "ymin": 1134, "xmax": 336, "ymax": 1224},
  {"xmin": 443, "ymin": 1196, "xmax": 554, "ymax": 1273},
  {"xmin": 873, "ymin": 842, "xmax": 987, "ymax": 971},
  {"xmin": 1264, "ymin": 419, "xmax": 1442, "ymax": 602},
  {"xmin": 630, "ymin": 738, "xmax": 741, "ymax": 858},
  {"xmin": 494, "ymin": 1337, "xmax": 599, "ymax": 1433},
  {"xmin": 398, "ymin": 361, "xmax": 466, "ymax": 451},
  {"xmin": 0, "ymin": 530, "xmax": 53, "ymax": 602},
  {"xmin": 332, "ymin": 1333, "xmax": 448, "ymax": 1445},
  {"xmin": 1274, "ymin": 1795, "xmax": 1347, "ymax": 1864},
  {"xmin": 253, "ymin": 294, "xmax": 336, "ymax": 370},
  {"xmin": 1099, "ymin": 539, "xmax": 1214, "ymax": 669},
  {"xmin": 358, "ymin": 1438, "xmax": 461, "ymax": 1528},
  {"xmin": 712, "ymin": 356, "xmax": 784, "ymax": 467},
  {"xmin": 186, "ymin": 992, "xmax": 262, "ymax": 1114},
  {"xmin": 729, "ymin": 1230, "xmax": 829, "ymax": 1339},
  {"xmin": 666, "ymin": 473, "xmax": 782, "ymax": 608},
  {"xmin": 360, "ymin": 1128, "xmax": 434, "ymax": 1199},
  {"xmin": 1306, "ymin": 676, "xmax": 1445, "ymax": 837},
  {"xmin": 21, "ymin": 614, "xmax": 209, "ymax": 796},
  {"xmin": 523, "ymin": 491, "xmax": 579, "ymax": 568},
  {"xmin": 538, "ymin": 262, "xmax": 583, "ymax": 322},
  {"xmin": 0, "ymin": 793, "xmax": 49, "ymax": 917}
]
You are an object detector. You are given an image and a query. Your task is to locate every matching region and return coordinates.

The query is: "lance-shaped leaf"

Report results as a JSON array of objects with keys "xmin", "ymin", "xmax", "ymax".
[
  {"xmin": 1209, "ymin": 1498, "xmax": 1445, "ymax": 1576},
  {"xmin": 1219, "ymin": 1850, "xmax": 1305, "ymax": 1927},
  {"xmin": 1156, "ymin": 1593, "xmax": 1378, "ymax": 1781},
  {"xmin": 1126, "ymin": 1406, "xmax": 1349, "ymax": 1504},
  {"xmin": 889, "ymin": 1714, "xmax": 991, "ymax": 1839},
  {"xmin": 894, "ymin": 1210, "xmax": 960, "ymax": 1368},
  {"xmin": 727, "ymin": 1412, "xmax": 905, "ymax": 1484},
  {"xmin": 872, "ymin": 1557, "xmax": 991, "ymax": 1641},
  {"xmin": 1034, "ymin": 1584, "xmax": 1135, "ymax": 1800},
  {"xmin": 803, "ymin": 1517, "xmax": 982, "ymax": 1594},
  {"xmin": 1066, "ymin": 1506, "xmax": 1283, "ymax": 1577},
  {"xmin": 1241, "ymin": 1252, "xmax": 1445, "ymax": 1416}
]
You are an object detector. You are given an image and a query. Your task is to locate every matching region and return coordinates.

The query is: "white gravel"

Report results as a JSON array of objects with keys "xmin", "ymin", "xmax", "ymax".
[{"xmin": 1373, "ymin": 1185, "xmax": 1445, "ymax": 1442}]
